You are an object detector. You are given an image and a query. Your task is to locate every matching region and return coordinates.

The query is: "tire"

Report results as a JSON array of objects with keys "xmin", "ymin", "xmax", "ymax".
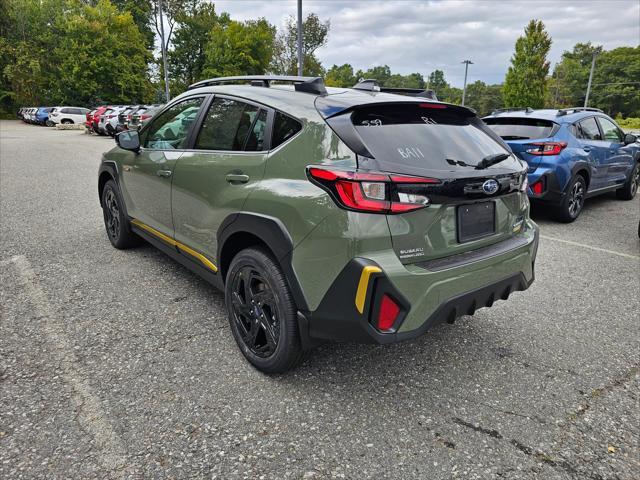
[
  {"xmin": 45, "ymin": 120, "xmax": 54, "ymax": 127},
  {"xmin": 61, "ymin": 119, "xmax": 73, "ymax": 124},
  {"xmin": 616, "ymin": 161, "xmax": 639, "ymax": 200},
  {"xmin": 555, "ymin": 174, "xmax": 587, "ymax": 223},
  {"xmin": 225, "ymin": 248, "xmax": 304, "ymax": 374},
  {"xmin": 101, "ymin": 180, "xmax": 140, "ymax": 249}
]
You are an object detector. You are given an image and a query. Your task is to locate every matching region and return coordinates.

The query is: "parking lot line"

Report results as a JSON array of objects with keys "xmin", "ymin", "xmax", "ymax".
[
  {"xmin": 7, "ymin": 255, "xmax": 132, "ymax": 477},
  {"xmin": 540, "ymin": 235, "xmax": 640, "ymax": 260}
]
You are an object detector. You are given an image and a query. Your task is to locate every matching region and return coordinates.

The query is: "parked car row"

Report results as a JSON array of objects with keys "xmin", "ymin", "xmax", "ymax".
[
  {"xmin": 16, "ymin": 104, "xmax": 163, "ymax": 136},
  {"xmin": 18, "ymin": 106, "xmax": 91, "ymax": 126},
  {"xmin": 86, "ymin": 104, "xmax": 163, "ymax": 137}
]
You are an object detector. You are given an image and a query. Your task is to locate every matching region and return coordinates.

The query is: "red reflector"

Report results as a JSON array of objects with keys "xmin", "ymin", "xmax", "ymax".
[
  {"xmin": 530, "ymin": 180, "xmax": 544, "ymax": 195},
  {"xmin": 378, "ymin": 295, "xmax": 400, "ymax": 331},
  {"xmin": 419, "ymin": 103, "xmax": 447, "ymax": 109}
]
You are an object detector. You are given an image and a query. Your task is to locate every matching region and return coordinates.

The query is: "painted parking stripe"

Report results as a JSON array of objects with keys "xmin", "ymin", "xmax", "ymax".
[
  {"xmin": 6, "ymin": 255, "xmax": 132, "ymax": 476},
  {"xmin": 540, "ymin": 235, "xmax": 640, "ymax": 260}
]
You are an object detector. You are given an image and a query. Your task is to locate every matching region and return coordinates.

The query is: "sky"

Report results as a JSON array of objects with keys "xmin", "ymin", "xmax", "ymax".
[{"xmin": 213, "ymin": 0, "xmax": 640, "ymax": 87}]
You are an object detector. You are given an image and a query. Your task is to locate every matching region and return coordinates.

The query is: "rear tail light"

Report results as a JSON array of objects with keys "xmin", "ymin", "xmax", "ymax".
[
  {"xmin": 140, "ymin": 114, "xmax": 150, "ymax": 120},
  {"xmin": 525, "ymin": 142, "xmax": 567, "ymax": 156},
  {"xmin": 307, "ymin": 166, "xmax": 440, "ymax": 214},
  {"xmin": 377, "ymin": 294, "xmax": 401, "ymax": 331}
]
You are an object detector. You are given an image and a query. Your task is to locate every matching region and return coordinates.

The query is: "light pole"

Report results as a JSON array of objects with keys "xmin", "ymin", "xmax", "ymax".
[
  {"xmin": 584, "ymin": 51, "xmax": 597, "ymax": 108},
  {"xmin": 461, "ymin": 60, "xmax": 473, "ymax": 106},
  {"xmin": 297, "ymin": 0, "xmax": 303, "ymax": 76},
  {"xmin": 158, "ymin": 0, "xmax": 170, "ymax": 102}
]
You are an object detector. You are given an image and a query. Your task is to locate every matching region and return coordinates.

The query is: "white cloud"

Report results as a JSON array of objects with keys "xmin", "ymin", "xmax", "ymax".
[{"xmin": 212, "ymin": 0, "xmax": 640, "ymax": 86}]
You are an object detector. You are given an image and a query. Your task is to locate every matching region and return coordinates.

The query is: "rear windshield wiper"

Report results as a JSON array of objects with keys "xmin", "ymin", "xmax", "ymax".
[{"xmin": 475, "ymin": 153, "xmax": 510, "ymax": 170}]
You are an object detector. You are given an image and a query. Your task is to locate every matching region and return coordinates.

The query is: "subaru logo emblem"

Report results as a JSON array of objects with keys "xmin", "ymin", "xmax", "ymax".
[{"xmin": 482, "ymin": 179, "xmax": 499, "ymax": 195}]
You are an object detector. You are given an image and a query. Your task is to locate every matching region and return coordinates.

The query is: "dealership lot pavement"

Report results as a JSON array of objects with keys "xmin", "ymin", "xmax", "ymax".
[{"xmin": 1, "ymin": 120, "xmax": 638, "ymax": 479}]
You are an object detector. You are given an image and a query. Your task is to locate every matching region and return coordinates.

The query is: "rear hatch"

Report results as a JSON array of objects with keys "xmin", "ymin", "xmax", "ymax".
[
  {"xmin": 317, "ymin": 99, "xmax": 528, "ymax": 264},
  {"xmin": 483, "ymin": 117, "xmax": 559, "ymax": 171}
]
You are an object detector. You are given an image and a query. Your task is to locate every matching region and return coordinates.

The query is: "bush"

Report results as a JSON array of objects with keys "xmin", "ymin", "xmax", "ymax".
[{"xmin": 617, "ymin": 117, "xmax": 640, "ymax": 131}]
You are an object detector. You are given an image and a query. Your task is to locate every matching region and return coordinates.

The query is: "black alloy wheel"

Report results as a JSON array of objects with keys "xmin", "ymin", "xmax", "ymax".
[
  {"xmin": 101, "ymin": 180, "xmax": 140, "ymax": 249},
  {"xmin": 556, "ymin": 175, "xmax": 586, "ymax": 222},
  {"xmin": 230, "ymin": 266, "xmax": 280, "ymax": 358},
  {"xmin": 225, "ymin": 248, "xmax": 304, "ymax": 373},
  {"xmin": 567, "ymin": 180, "xmax": 585, "ymax": 218},
  {"xmin": 616, "ymin": 162, "xmax": 639, "ymax": 200}
]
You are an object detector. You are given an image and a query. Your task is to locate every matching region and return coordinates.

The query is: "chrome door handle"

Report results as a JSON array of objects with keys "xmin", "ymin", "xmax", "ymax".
[
  {"xmin": 157, "ymin": 170, "xmax": 172, "ymax": 178},
  {"xmin": 226, "ymin": 174, "xmax": 249, "ymax": 183}
]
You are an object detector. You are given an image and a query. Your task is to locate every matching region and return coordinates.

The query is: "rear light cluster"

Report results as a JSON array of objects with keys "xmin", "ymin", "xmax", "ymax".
[
  {"xmin": 529, "ymin": 177, "xmax": 545, "ymax": 195},
  {"xmin": 525, "ymin": 142, "xmax": 567, "ymax": 156},
  {"xmin": 307, "ymin": 166, "xmax": 440, "ymax": 214}
]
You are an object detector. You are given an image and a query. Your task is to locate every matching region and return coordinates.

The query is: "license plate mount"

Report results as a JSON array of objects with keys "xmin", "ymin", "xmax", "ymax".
[{"xmin": 457, "ymin": 201, "xmax": 496, "ymax": 243}]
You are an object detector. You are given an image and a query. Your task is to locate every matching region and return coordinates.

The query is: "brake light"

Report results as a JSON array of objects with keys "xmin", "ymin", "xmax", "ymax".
[
  {"xmin": 419, "ymin": 103, "xmax": 447, "ymax": 109},
  {"xmin": 377, "ymin": 294, "xmax": 400, "ymax": 331},
  {"xmin": 307, "ymin": 167, "xmax": 440, "ymax": 214},
  {"xmin": 525, "ymin": 142, "xmax": 567, "ymax": 156},
  {"xmin": 140, "ymin": 114, "xmax": 150, "ymax": 120}
]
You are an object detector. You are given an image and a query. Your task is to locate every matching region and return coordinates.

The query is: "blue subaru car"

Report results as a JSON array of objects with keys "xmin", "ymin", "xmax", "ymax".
[
  {"xmin": 483, "ymin": 107, "xmax": 639, "ymax": 222},
  {"xmin": 35, "ymin": 107, "xmax": 55, "ymax": 126}
]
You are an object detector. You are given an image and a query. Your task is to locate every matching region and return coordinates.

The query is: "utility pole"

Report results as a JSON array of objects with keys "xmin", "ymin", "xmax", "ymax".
[
  {"xmin": 461, "ymin": 60, "xmax": 473, "ymax": 106},
  {"xmin": 584, "ymin": 51, "xmax": 597, "ymax": 108},
  {"xmin": 158, "ymin": 0, "xmax": 170, "ymax": 102},
  {"xmin": 297, "ymin": 0, "xmax": 303, "ymax": 76}
]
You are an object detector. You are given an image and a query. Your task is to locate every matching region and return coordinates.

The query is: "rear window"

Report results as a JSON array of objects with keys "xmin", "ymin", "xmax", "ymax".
[
  {"xmin": 484, "ymin": 117, "xmax": 556, "ymax": 140},
  {"xmin": 351, "ymin": 103, "xmax": 509, "ymax": 172}
]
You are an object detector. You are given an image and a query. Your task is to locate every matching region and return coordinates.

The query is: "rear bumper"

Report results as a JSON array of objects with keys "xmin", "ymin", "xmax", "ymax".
[
  {"xmin": 301, "ymin": 224, "xmax": 538, "ymax": 346},
  {"xmin": 527, "ymin": 169, "xmax": 566, "ymax": 205}
]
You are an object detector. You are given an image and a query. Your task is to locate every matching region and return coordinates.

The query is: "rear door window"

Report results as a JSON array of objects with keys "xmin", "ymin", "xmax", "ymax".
[
  {"xmin": 576, "ymin": 117, "xmax": 602, "ymax": 141},
  {"xmin": 351, "ymin": 103, "xmax": 510, "ymax": 172},
  {"xmin": 484, "ymin": 117, "xmax": 556, "ymax": 140},
  {"xmin": 194, "ymin": 97, "xmax": 261, "ymax": 151}
]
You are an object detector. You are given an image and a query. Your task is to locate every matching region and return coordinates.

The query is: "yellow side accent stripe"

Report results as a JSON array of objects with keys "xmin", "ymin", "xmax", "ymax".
[
  {"xmin": 355, "ymin": 266, "xmax": 382, "ymax": 314},
  {"xmin": 130, "ymin": 219, "xmax": 218, "ymax": 273}
]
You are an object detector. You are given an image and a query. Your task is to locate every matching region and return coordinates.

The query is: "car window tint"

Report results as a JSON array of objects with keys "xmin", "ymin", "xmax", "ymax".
[
  {"xmin": 598, "ymin": 117, "xmax": 623, "ymax": 142},
  {"xmin": 577, "ymin": 117, "xmax": 601, "ymax": 141},
  {"xmin": 271, "ymin": 112, "xmax": 302, "ymax": 148},
  {"xmin": 194, "ymin": 98, "xmax": 260, "ymax": 151},
  {"xmin": 484, "ymin": 117, "xmax": 556, "ymax": 140},
  {"xmin": 245, "ymin": 109, "xmax": 268, "ymax": 151},
  {"xmin": 143, "ymin": 97, "xmax": 204, "ymax": 150}
]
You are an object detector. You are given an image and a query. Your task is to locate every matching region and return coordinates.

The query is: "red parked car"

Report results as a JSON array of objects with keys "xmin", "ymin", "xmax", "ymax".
[{"xmin": 90, "ymin": 106, "xmax": 112, "ymax": 135}]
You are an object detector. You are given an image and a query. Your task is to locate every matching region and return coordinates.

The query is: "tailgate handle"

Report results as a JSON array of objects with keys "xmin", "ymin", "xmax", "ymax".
[{"xmin": 226, "ymin": 173, "xmax": 249, "ymax": 184}]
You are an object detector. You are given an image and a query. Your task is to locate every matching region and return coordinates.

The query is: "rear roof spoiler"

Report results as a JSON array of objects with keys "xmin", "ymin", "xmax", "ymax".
[
  {"xmin": 188, "ymin": 75, "xmax": 327, "ymax": 95},
  {"xmin": 490, "ymin": 107, "xmax": 534, "ymax": 115},
  {"xmin": 353, "ymin": 79, "xmax": 438, "ymax": 100}
]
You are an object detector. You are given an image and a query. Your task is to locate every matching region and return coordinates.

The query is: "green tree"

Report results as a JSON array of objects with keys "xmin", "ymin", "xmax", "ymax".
[
  {"xmin": 547, "ymin": 42, "xmax": 601, "ymax": 108},
  {"xmin": 325, "ymin": 63, "xmax": 356, "ymax": 87},
  {"xmin": 426, "ymin": 70, "xmax": 448, "ymax": 96},
  {"xmin": 503, "ymin": 19, "xmax": 552, "ymax": 108},
  {"xmin": 591, "ymin": 46, "xmax": 640, "ymax": 117},
  {"xmin": 203, "ymin": 18, "xmax": 275, "ymax": 77},
  {"xmin": 52, "ymin": 0, "xmax": 153, "ymax": 104},
  {"xmin": 111, "ymin": 0, "xmax": 155, "ymax": 49},
  {"xmin": 168, "ymin": 1, "xmax": 229, "ymax": 91},
  {"xmin": 270, "ymin": 13, "xmax": 329, "ymax": 76},
  {"xmin": 462, "ymin": 81, "xmax": 503, "ymax": 116}
]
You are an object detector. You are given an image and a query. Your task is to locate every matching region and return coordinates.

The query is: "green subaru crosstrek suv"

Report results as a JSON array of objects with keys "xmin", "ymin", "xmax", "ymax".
[{"xmin": 99, "ymin": 76, "xmax": 539, "ymax": 373}]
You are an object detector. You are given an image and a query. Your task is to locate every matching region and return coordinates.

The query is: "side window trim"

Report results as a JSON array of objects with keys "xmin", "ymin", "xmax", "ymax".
[
  {"xmin": 595, "ymin": 116, "xmax": 624, "ymax": 143},
  {"xmin": 184, "ymin": 93, "xmax": 274, "ymax": 153},
  {"xmin": 140, "ymin": 94, "xmax": 208, "ymax": 151},
  {"xmin": 269, "ymin": 110, "xmax": 304, "ymax": 152}
]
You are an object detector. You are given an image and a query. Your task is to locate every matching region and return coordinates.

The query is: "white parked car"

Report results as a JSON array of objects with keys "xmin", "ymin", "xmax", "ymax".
[{"xmin": 49, "ymin": 106, "xmax": 90, "ymax": 125}]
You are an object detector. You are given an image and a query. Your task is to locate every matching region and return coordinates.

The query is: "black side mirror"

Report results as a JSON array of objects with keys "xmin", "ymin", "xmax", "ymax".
[
  {"xmin": 116, "ymin": 130, "xmax": 140, "ymax": 152},
  {"xmin": 624, "ymin": 133, "xmax": 637, "ymax": 145}
]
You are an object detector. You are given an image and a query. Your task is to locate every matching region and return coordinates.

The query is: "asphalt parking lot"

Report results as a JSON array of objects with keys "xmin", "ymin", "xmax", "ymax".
[{"xmin": 1, "ymin": 120, "xmax": 638, "ymax": 479}]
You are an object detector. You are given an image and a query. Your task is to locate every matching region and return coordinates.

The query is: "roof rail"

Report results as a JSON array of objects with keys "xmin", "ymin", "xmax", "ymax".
[
  {"xmin": 490, "ymin": 107, "xmax": 534, "ymax": 115},
  {"xmin": 556, "ymin": 107, "xmax": 603, "ymax": 116},
  {"xmin": 352, "ymin": 79, "xmax": 438, "ymax": 100},
  {"xmin": 188, "ymin": 75, "xmax": 327, "ymax": 95}
]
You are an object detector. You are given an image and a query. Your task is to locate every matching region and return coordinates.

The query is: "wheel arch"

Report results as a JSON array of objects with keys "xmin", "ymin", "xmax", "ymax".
[
  {"xmin": 217, "ymin": 213, "xmax": 309, "ymax": 312},
  {"xmin": 571, "ymin": 161, "xmax": 591, "ymax": 190},
  {"xmin": 98, "ymin": 161, "xmax": 119, "ymax": 203}
]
